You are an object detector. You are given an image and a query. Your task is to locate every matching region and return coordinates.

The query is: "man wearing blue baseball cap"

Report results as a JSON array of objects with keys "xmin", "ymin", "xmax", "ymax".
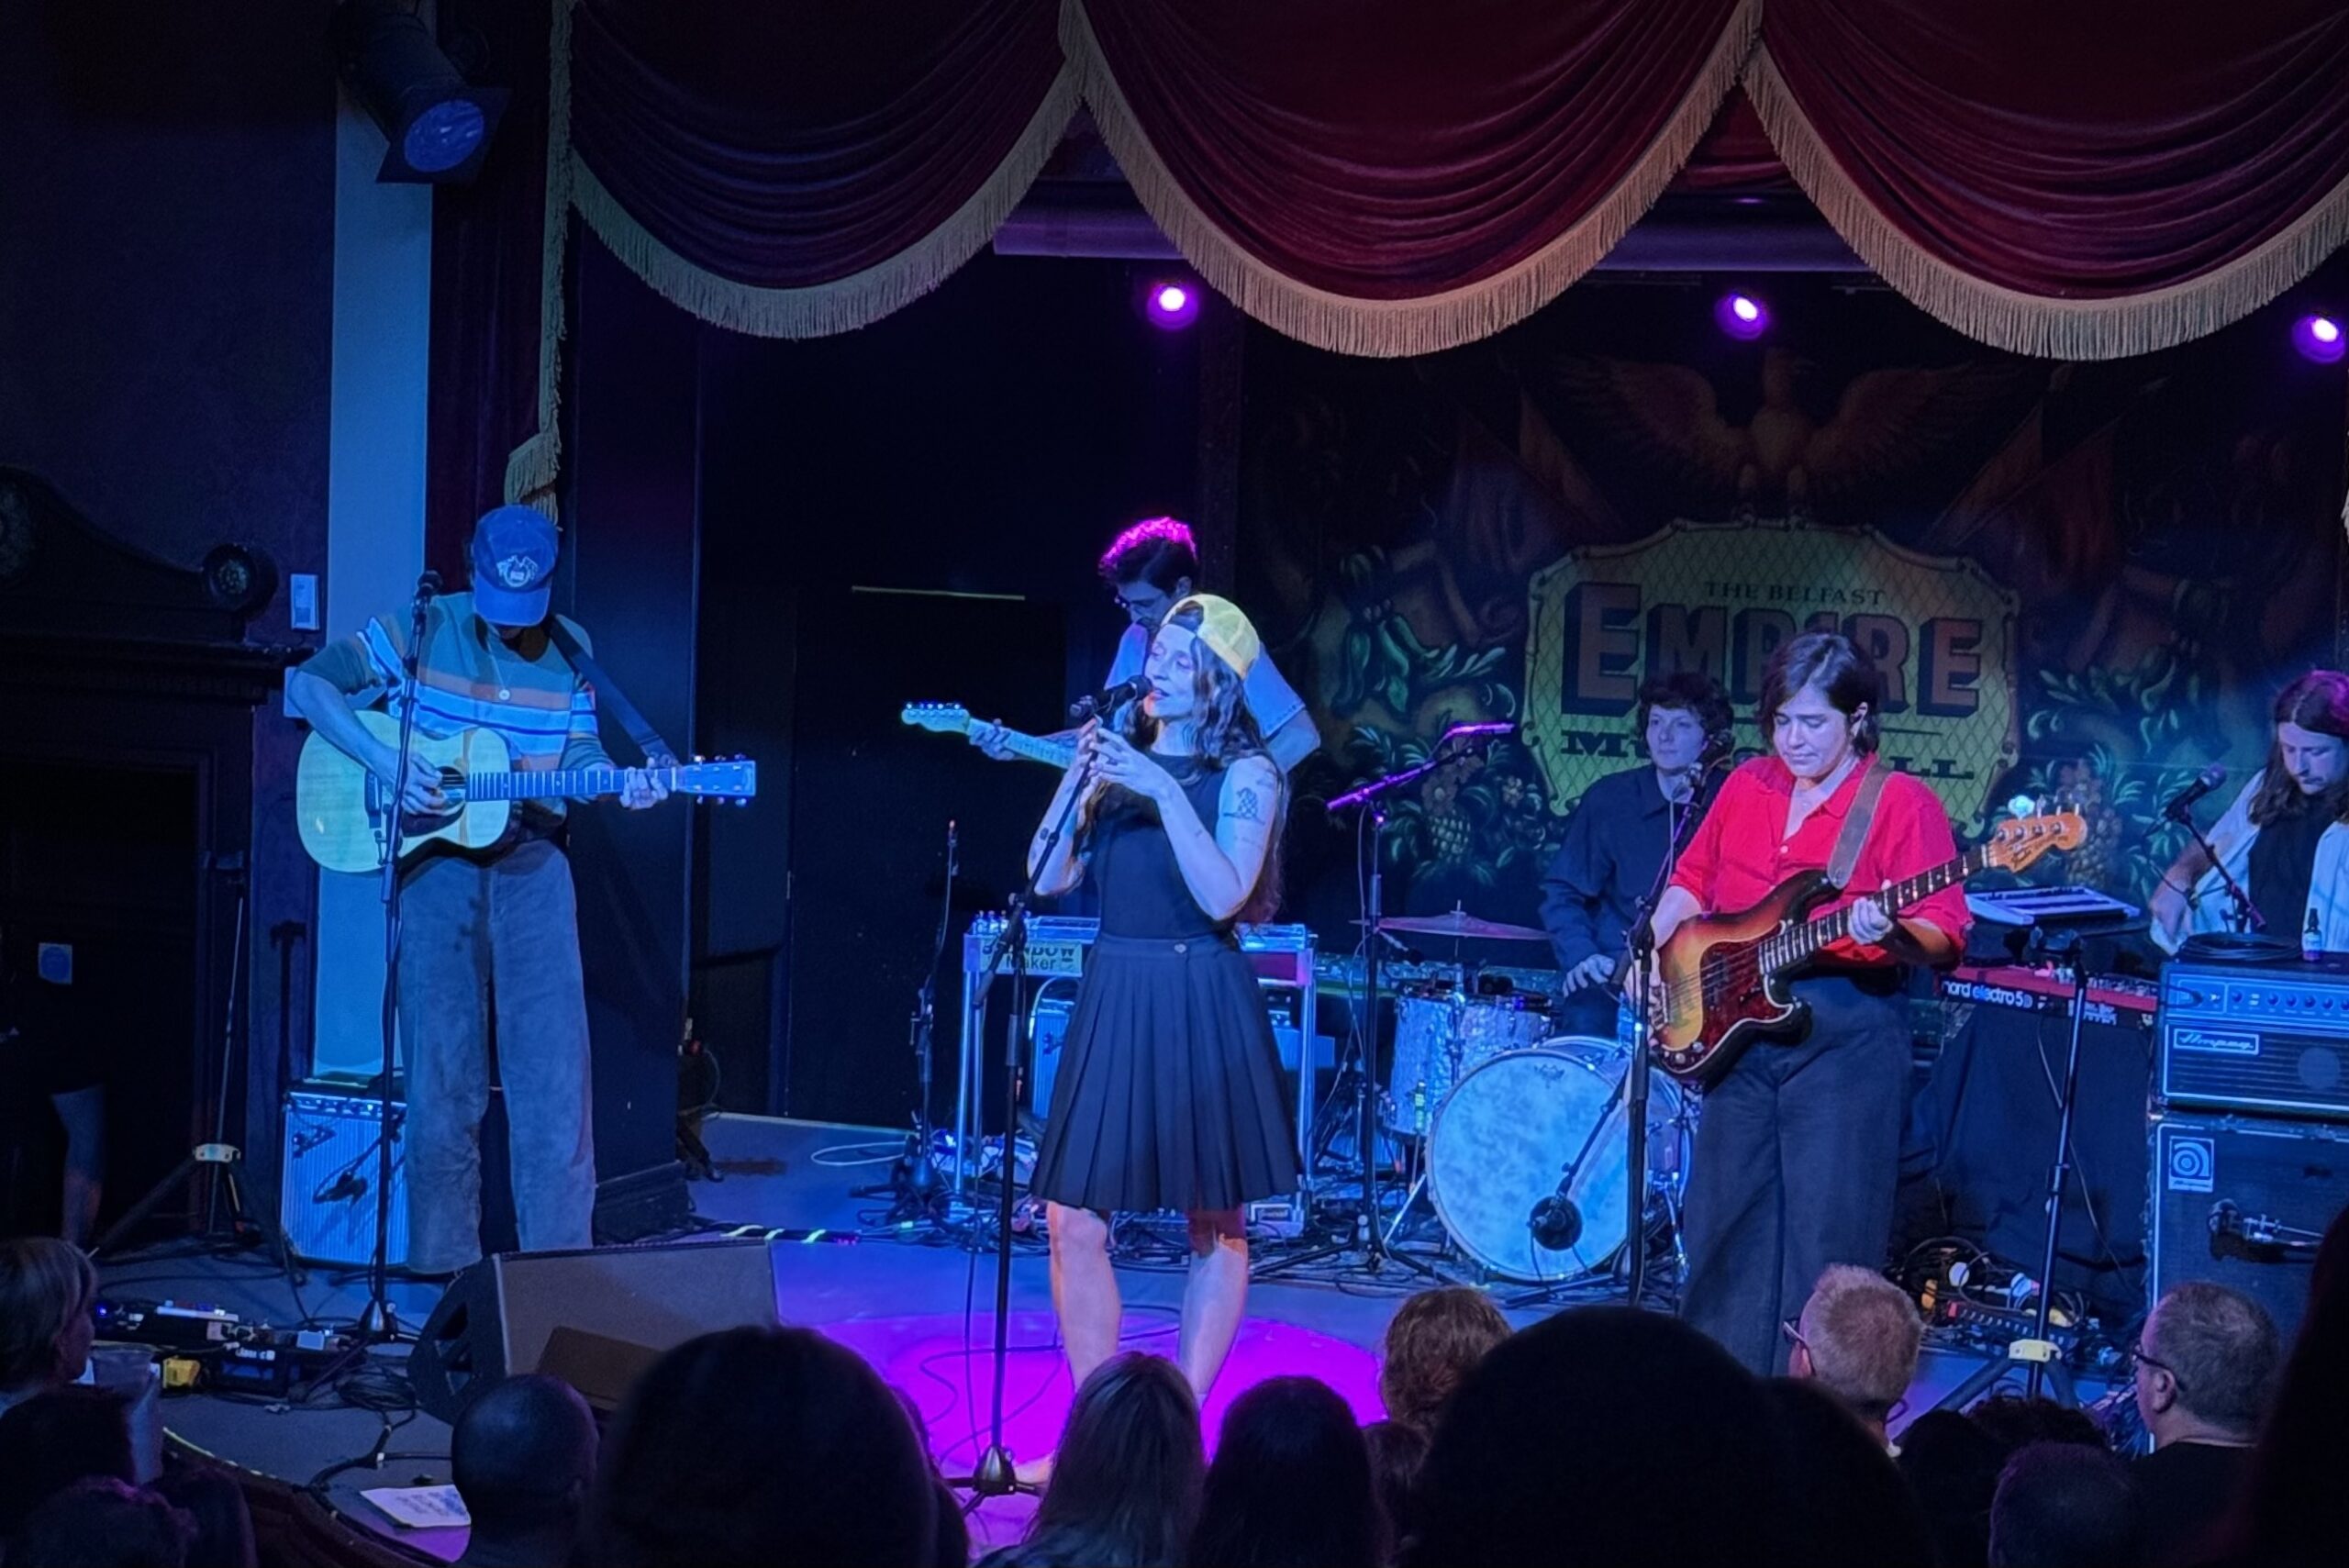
[{"xmin": 288, "ymin": 505, "xmax": 667, "ymax": 1273}]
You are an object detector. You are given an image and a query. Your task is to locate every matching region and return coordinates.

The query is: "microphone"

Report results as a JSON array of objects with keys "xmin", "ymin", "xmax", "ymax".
[
  {"xmin": 1529, "ymin": 1192, "xmax": 1583, "ymax": 1252},
  {"xmin": 2163, "ymin": 762, "xmax": 2227, "ymax": 822},
  {"xmin": 1069, "ymin": 674, "xmax": 1149, "ymax": 721},
  {"xmin": 414, "ymin": 570, "xmax": 442, "ymax": 604}
]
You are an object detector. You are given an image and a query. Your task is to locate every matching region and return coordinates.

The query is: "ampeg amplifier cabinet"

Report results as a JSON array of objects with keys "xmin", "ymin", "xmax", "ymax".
[
  {"xmin": 279, "ymin": 1086, "xmax": 408, "ymax": 1266},
  {"xmin": 2158, "ymin": 957, "xmax": 2349, "ymax": 1121},
  {"xmin": 2149, "ymin": 1111, "xmax": 2347, "ymax": 1346}
]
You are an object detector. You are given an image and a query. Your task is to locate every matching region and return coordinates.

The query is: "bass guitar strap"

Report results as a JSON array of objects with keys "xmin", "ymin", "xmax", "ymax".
[
  {"xmin": 547, "ymin": 621, "xmax": 678, "ymax": 766},
  {"xmin": 1825, "ymin": 757, "xmax": 1895, "ymax": 891}
]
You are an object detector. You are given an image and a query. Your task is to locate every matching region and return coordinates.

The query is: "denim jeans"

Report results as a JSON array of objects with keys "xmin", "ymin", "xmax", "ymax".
[
  {"xmin": 1679, "ymin": 973, "xmax": 1912, "ymax": 1375},
  {"xmin": 395, "ymin": 837, "xmax": 596, "ymax": 1273}
]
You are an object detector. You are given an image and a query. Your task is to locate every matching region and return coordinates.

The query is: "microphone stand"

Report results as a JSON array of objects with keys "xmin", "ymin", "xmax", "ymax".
[
  {"xmin": 1510, "ymin": 751, "xmax": 1726, "ymax": 1309},
  {"xmin": 952, "ymin": 767, "xmax": 1091, "ymax": 1497},
  {"xmin": 361, "ymin": 571, "xmax": 437, "ymax": 1340},
  {"xmin": 858, "ymin": 820, "xmax": 955, "ymax": 1223},
  {"xmin": 2170, "ymin": 804, "xmax": 2262, "ymax": 936},
  {"xmin": 1257, "ymin": 725, "xmax": 1507, "ymax": 1283}
]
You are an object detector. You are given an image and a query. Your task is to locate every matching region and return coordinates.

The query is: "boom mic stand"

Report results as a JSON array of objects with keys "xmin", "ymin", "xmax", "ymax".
[
  {"xmin": 951, "ymin": 770, "xmax": 1090, "ymax": 1498},
  {"xmin": 1510, "ymin": 750, "xmax": 1725, "ymax": 1309},
  {"xmin": 2170, "ymin": 797, "xmax": 2263, "ymax": 937},
  {"xmin": 1257, "ymin": 725, "xmax": 1507, "ymax": 1283},
  {"xmin": 361, "ymin": 569, "xmax": 438, "ymax": 1341}
]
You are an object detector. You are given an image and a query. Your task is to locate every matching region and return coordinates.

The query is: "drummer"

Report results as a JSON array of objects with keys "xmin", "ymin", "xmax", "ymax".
[{"xmin": 1538, "ymin": 672, "xmax": 1736, "ymax": 1038}]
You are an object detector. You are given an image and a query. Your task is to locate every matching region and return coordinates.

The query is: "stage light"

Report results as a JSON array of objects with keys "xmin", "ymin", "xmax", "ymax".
[
  {"xmin": 2294, "ymin": 314, "xmax": 2345, "ymax": 364},
  {"xmin": 1146, "ymin": 280, "xmax": 1201, "ymax": 329},
  {"xmin": 331, "ymin": 0, "xmax": 508, "ymax": 183},
  {"xmin": 1716, "ymin": 292, "xmax": 1769, "ymax": 340}
]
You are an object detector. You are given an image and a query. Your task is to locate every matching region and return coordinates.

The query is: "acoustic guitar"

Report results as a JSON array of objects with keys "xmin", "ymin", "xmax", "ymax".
[
  {"xmin": 900, "ymin": 702, "xmax": 1076, "ymax": 769},
  {"xmin": 295, "ymin": 710, "xmax": 757, "ymax": 873},
  {"xmin": 1650, "ymin": 806, "xmax": 2084, "ymax": 1087}
]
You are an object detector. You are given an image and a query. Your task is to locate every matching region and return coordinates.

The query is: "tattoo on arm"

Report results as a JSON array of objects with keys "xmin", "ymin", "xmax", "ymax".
[{"xmin": 1232, "ymin": 787, "xmax": 1263, "ymax": 822}]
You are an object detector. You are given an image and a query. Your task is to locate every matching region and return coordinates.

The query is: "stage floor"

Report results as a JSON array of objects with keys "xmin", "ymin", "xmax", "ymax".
[{"xmin": 115, "ymin": 1112, "xmax": 2097, "ymax": 1561}]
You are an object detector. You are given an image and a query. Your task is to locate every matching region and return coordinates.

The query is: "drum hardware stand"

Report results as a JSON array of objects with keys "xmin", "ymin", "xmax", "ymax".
[
  {"xmin": 856, "ymin": 819, "xmax": 958, "ymax": 1225},
  {"xmin": 1931, "ymin": 914, "xmax": 2141, "ymax": 1412},
  {"xmin": 1257, "ymin": 726, "xmax": 1505, "ymax": 1283}
]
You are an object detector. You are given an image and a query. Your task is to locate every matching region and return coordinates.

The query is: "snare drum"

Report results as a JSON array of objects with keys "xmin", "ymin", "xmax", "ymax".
[
  {"xmin": 1427, "ymin": 1039, "xmax": 1689, "ymax": 1282},
  {"xmin": 1383, "ymin": 988, "xmax": 1550, "ymax": 1136}
]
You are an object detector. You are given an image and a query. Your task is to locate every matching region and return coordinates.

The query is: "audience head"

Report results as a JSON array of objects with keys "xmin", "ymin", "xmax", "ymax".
[
  {"xmin": 1764, "ymin": 1379, "xmax": 1933, "ymax": 1567},
  {"xmin": 7, "ymin": 1476, "xmax": 192, "ymax": 1568},
  {"xmin": 0, "ymin": 1385, "xmax": 137, "ymax": 1539},
  {"xmin": 150, "ymin": 1465, "xmax": 256, "ymax": 1568},
  {"xmin": 2226, "ymin": 1206, "xmax": 2349, "ymax": 1566},
  {"xmin": 1897, "ymin": 1408, "xmax": 2009, "ymax": 1568},
  {"xmin": 589, "ymin": 1325, "xmax": 937, "ymax": 1568},
  {"xmin": 1987, "ymin": 1441, "xmax": 2141, "ymax": 1568},
  {"xmin": 1968, "ymin": 1393, "xmax": 2106, "ymax": 1454},
  {"xmin": 452, "ymin": 1373, "xmax": 598, "ymax": 1559},
  {"xmin": 1790, "ymin": 1264, "xmax": 1923, "ymax": 1433},
  {"xmin": 1190, "ymin": 1376, "xmax": 1380, "ymax": 1568},
  {"xmin": 1409, "ymin": 1307, "xmax": 1787, "ymax": 1567},
  {"xmin": 2132, "ymin": 1281, "xmax": 2278, "ymax": 1446},
  {"xmin": 1024, "ymin": 1351, "xmax": 1203, "ymax": 1568},
  {"xmin": 0, "ymin": 1236, "xmax": 98, "ymax": 1399},
  {"xmin": 1361, "ymin": 1418, "xmax": 1429, "ymax": 1560},
  {"xmin": 1377, "ymin": 1286, "xmax": 1511, "ymax": 1434}
]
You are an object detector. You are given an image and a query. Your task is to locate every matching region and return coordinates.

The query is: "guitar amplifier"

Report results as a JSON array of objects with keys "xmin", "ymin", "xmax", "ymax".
[
  {"xmin": 2157, "ymin": 956, "xmax": 2349, "ymax": 1121},
  {"xmin": 2149, "ymin": 1110, "xmax": 2346, "ymax": 1345},
  {"xmin": 279, "ymin": 1086, "xmax": 409, "ymax": 1266}
]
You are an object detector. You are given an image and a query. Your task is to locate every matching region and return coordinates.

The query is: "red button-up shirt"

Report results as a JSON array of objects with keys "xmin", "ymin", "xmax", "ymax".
[{"xmin": 1670, "ymin": 755, "xmax": 1973, "ymax": 968}]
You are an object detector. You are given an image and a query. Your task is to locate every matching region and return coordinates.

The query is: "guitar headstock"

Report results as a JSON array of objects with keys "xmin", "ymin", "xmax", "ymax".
[
  {"xmin": 902, "ymin": 702, "xmax": 974, "ymax": 736},
  {"xmin": 675, "ymin": 756, "xmax": 758, "ymax": 805},
  {"xmin": 1983, "ymin": 796, "xmax": 2087, "ymax": 873}
]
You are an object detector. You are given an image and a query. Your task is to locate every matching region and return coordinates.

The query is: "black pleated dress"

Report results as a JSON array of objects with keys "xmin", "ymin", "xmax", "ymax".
[{"xmin": 1030, "ymin": 762, "xmax": 1300, "ymax": 1215}]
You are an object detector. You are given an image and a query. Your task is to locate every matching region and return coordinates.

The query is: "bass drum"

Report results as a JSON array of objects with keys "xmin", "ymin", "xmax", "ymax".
[{"xmin": 1427, "ymin": 1040, "xmax": 1686, "ymax": 1283}]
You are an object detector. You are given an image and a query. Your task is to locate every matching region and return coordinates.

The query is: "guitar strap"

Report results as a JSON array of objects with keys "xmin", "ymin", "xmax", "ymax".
[
  {"xmin": 546, "ymin": 621, "xmax": 678, "ymax": 766},
  {"xmin": 1825, "ymin": 757, "xmax": 1895, "ymax": 891}
]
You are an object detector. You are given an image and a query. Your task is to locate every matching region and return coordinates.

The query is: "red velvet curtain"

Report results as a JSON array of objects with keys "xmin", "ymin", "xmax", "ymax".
[
  {"xmin": 1065, "ymin": 0, "xmax": 1756, "ymax": 353},
  {"xmin": 1750, "ymin": 0, "xmax": 2349, "ymax": 355},
  {"xmin": 567, "ymin": 0, "xmax": 1068, "ymax": 307}
]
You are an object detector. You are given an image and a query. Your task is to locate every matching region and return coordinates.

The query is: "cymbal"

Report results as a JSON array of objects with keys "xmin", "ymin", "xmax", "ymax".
[{"xmin": 1375, "ymin": 908, "xmax": 1550, "ymax": 944}]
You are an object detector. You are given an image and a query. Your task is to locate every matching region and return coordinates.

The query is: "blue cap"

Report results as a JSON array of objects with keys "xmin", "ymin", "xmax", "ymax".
[{"xmin": 470, "ymin": 505, "xmax": 558, "ymax": 626}]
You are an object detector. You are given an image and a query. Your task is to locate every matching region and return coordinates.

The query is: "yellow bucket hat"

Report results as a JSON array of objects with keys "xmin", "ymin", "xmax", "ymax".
[{"xmin": 1164, "ymin": 594, "xmax": 1262, "ymax": 679}]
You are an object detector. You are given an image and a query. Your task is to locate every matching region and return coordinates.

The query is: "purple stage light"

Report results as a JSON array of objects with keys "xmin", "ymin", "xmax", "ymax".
[
  {"xmin": 1716, "ymin": 291, "xmax": 1769, "ymax": 340},
  {"xmin": 2294, "ymin": 314, "xmax": 2345, "ymax": 364},
  {"xmin": 1146, "ymin": 280, "xmax": 1200, "ymax": 328}
]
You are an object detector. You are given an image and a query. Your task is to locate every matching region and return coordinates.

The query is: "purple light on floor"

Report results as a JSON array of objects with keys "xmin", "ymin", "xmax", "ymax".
[
  {"xmin": 1147, "ymin": 280, "xmax": 1200, "ymax": 329},
  {"xmin": 1716, "ymin": 291, "xmax": 1769, "ymax": 340},
  {"xmin": 2294, "ymin": 314, "xmax": 2345, "ymax": 364}
]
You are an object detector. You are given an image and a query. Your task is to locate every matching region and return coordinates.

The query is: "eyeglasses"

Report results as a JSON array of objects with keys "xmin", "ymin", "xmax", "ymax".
[
  {"xmin": 2129, "ymin": 1339, "xmax": 2188, "ymax": 1396},
  {"xmin": 1781, "ymin": 1318, "xmax": 1809, "ymax": 1351}
]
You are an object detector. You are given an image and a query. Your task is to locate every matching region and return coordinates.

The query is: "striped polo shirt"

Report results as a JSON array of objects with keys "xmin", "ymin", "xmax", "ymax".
[{"xmin": 300, "ymin": 591, "xmax": 613, "ymax": 816}]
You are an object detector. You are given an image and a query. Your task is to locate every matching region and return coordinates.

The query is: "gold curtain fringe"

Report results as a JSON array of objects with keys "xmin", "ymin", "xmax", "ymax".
[
  {"xmin": 503, "ymin": 0, "xmax": 578, "ymax": 511},
  {"xmin": 1059, "ymin": 0, "xmax": 1761, "ymax": 360},
  {"xmin": 1743, "ymin": 44, "xmax": 2349, "ymax": 363},
  {"xmin": 570, "ymin": 67, "xmax": 1078, "ymax": 342}
]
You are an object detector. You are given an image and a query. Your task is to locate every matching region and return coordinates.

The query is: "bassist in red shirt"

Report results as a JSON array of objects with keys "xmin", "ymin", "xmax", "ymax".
[{"xmin": 1640, "ymin": 633, "xmax": 1969, "ymax": 1374}]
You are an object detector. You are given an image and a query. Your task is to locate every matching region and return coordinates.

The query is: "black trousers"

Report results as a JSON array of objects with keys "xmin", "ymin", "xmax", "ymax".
[{"xmin": 1680, "ymin": 973, "xmax": 1912, "ymax": 1376}]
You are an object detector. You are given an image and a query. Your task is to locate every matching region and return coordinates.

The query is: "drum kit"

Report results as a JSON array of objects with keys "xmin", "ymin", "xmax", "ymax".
[{"xmin": 1364, "ymin": 907, "xmax": 1698, "ymax": 1288}]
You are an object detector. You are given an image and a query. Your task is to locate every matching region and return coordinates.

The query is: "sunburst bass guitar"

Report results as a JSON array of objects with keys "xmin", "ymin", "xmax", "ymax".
[
  {"xmin": 296, "ymin": 710, "xmax": 757, "ymax": 873},
  {"xmin": 1650, "ymin": 807, "xmax": 2084, "ymax": 1088}
]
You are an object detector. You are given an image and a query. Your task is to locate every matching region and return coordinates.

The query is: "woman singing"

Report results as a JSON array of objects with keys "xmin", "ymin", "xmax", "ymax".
[
  {"xmin": 1640, "ymin": 632, "xmax": 1969, "ymax": 1374},
  {"xmin": 2152, "ymin": 670, "xmax": 2349, "ymax": 952},
  {"xmin": 1029, "ymin": 594, "xmax": 1298, "ymax": 1411}
]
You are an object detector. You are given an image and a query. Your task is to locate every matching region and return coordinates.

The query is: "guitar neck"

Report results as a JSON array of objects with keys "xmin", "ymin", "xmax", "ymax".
[
  {"xmin": 988, "ymin": 727, "xmax": 1075, "ymax": 768},
  {"xmin": 465, "ymin": 766, "xmax": 653, "ymax": 802},
  {"xmin": 1767, "ymin": 846, "xmax": 1987, "ymax": 972}
]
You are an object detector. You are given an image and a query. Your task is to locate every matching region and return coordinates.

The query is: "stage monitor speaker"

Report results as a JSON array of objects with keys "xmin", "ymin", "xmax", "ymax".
[
  {"xmin": 2149, "ymin": 1112, "xmax": 2347, "ymax": 1347},
  {"xmin": 406, "ymin": 1240, "xmax": 783, "ymax": 1424}
]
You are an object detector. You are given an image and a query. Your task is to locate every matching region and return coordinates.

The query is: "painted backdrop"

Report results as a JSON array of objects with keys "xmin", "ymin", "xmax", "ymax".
[{"xmin": 1239, "ymin": 276, "xmax": 2348, "ymax": 946}]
